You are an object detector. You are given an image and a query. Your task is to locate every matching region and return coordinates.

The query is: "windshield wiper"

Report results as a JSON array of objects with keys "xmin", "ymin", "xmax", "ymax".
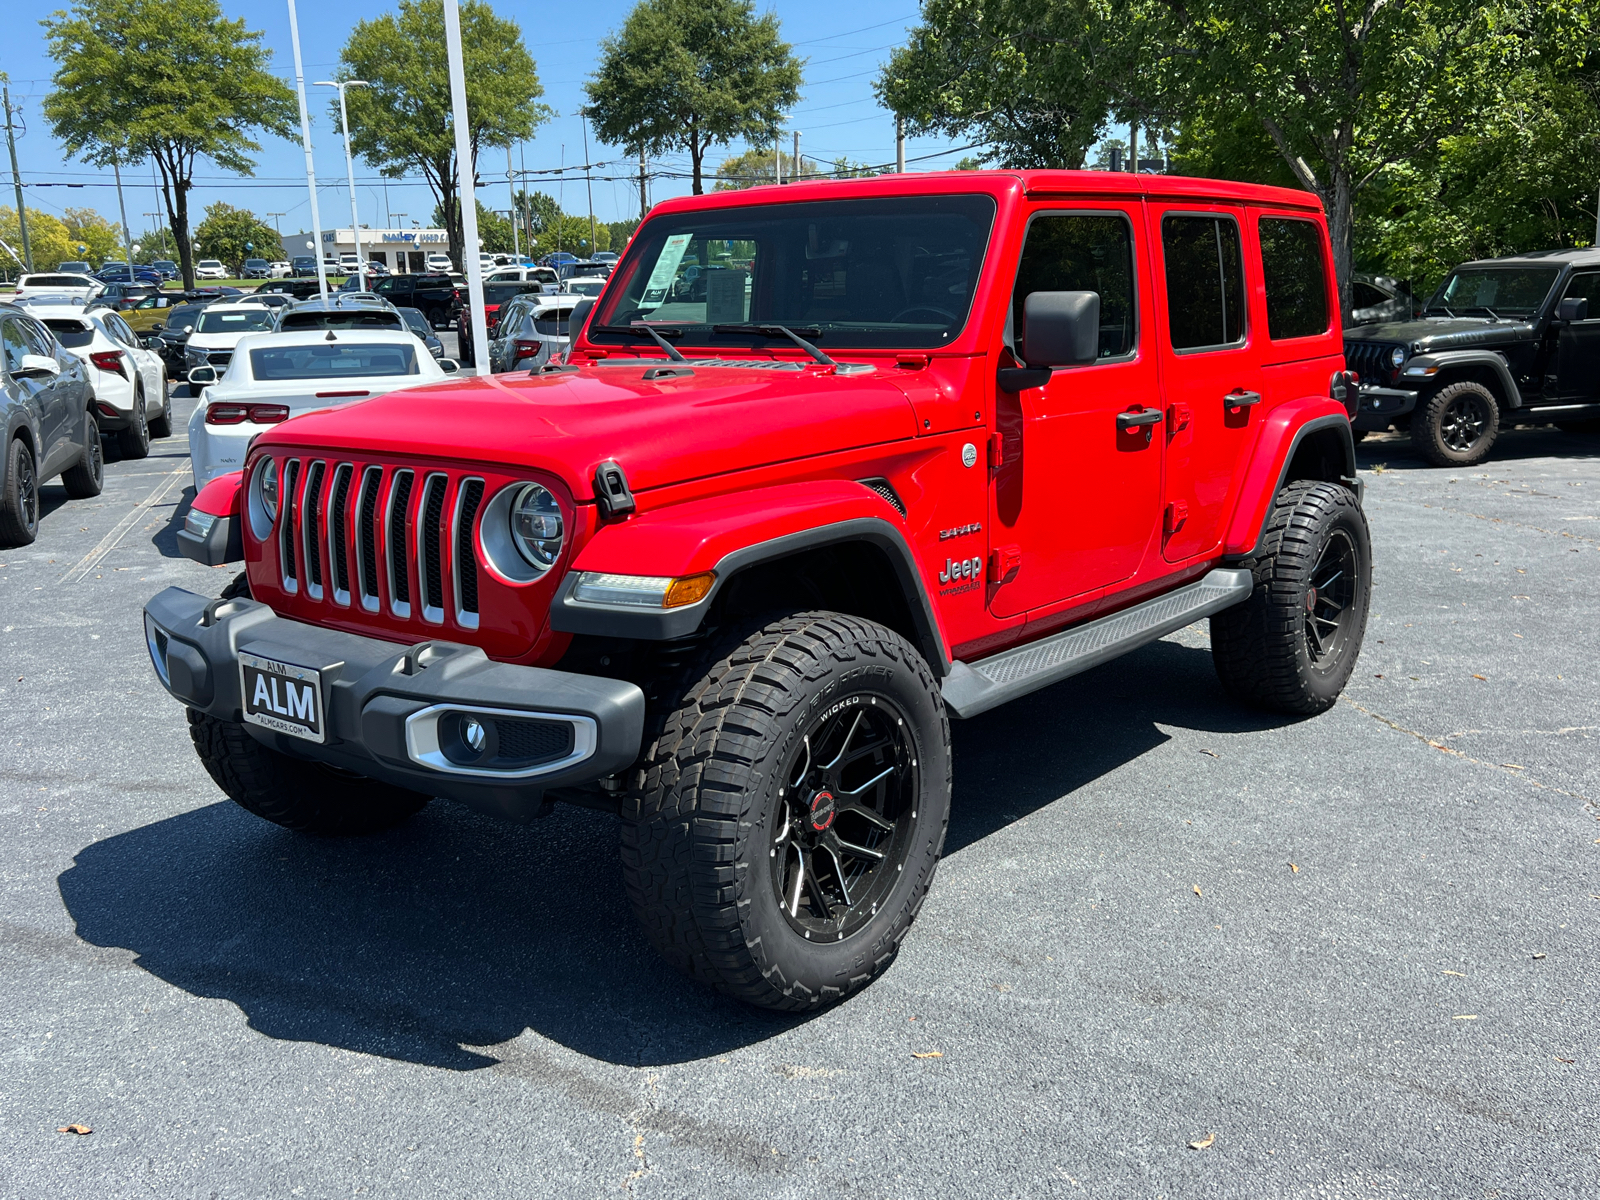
[
  {"xmin": 593, "ymin": 323, "xmax": 686, "ymax": 362},
  {"xmin": 1471, "ymin": 306, "xmax": 1499, "ymax": 320},
  {"xmin": 1425, "ymin": 305, "xmax": 1457, "ymax": 318},
  {"xmin": 711, "ymin": 323, "xmax": 834, "ymax": 366}
]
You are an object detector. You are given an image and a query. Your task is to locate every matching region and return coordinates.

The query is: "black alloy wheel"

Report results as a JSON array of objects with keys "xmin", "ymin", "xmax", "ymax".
[
  {"xmin": 1302, "ymin": 529, "xmax": 1358, "ymax": 668},
  {"xmin": 1439, "ymin": 392, "xmax": 1490, "ymax": 452},
  {"xmin": 116, "ymin": 388, "xmax": 151, "ymax": 460},
  {"xmin": 61, "ymin": 412, "xmax": 105, "ymax": 499},
  {"xmin": 1414, "ymin": 380, "xmax": 1499, "ymax": 466},
  {"xmin": 0, "ymin": 437, "xmax": 39, "ymax": 547},
  {"xmin": 771, "ymin": 694, "xmax": 919, "ymax": 942}
]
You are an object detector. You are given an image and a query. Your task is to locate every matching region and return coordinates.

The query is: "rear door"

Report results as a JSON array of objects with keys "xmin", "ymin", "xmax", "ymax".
[
  {"xmin": 987, "ymin": 203, "xmax": 1163, "ymax": 619},
  {"xmin": 1149, "ymin": 206, "xmax": 1257, "ymax": 563}
]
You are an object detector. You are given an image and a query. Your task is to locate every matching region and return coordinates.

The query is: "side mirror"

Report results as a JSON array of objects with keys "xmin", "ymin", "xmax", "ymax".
[
  {"xmin": 437, "ymin": 359, "xmax": 461, "ymax": 373},
  {"xmin": 17, "ymin": 353, "xmax": 60, "ymax": 378},
  {"xmin": 1019, "ymin": 290, "xmax": 1101, "ymax": 367},
  {"xmin": 187, "ymin": 366, "xmax": 218, "ymax": 386},
  {"xmin": 567, "ymin": 297, "xmax": 596, "ymax": 341},
  {"xmin": 1557, "ymin": 297, "xmax": 1589, "ymax": 322},
  {"xmin": 149, "ymin": 322, "xmax": 165, "ymax": 332}
]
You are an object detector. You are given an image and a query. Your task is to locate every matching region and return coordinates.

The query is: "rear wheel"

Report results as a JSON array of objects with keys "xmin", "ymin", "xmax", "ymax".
[
  {"xmin": 620, "ymin": 612, "xmax": 951, "ymax": 1010},
  {"xmin": 0, "ymin": 437, "xmax": 39, "ymax": 547},
  {"xmin": 1211, "ymin": 481, "xmax": 1371, "ymax": 715},
  {"xmin": 61, "ymin": 412, "xmax": 104, "ymax": 499},
  {"xmin": 148, "ymin": 373, "xmax": 172, "ymax": 438},
  {"xmin": 1412, "ymin": 380, "xmax": 1498, "ymax": 466},
  {"xmin": 187, "ymin": 709, "xmax": 430, "ymax": 834},
  {"xmin": 116, "ymin": 387, "xmax": 151, "ymax": 460}
]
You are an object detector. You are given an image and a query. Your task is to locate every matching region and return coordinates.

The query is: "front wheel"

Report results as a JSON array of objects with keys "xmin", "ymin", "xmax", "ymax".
[
  {"xmin": 1412, "ymin": 380, "xmax": 1499, "ymax": 466},
  {"xmin": 620, "ymin": 612, "xmax": 952, "ymax": 1011},
  {"xmin": 116, "ymin": 388, "xmax": 151, "ymax": 460},
  {"xmin": 1211, "ymin": 481, "xmax": 1372, "ymax": 715},
  {"xmin": 0, "ymin": 437, "xmax": 39, "ymax": 547},
  {"xmin": 148, "ymin": 373, "xmax": 173, "ymax": 438},
  {"xmin": 61, "ymin": 412, "xmax": 104, "ymax": 499},
  {"xmin": 187, "ymin": 710, "xmax": 430, "ymax": 834}
]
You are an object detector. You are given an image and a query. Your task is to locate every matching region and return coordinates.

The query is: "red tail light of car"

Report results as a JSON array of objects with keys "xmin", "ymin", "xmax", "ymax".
[
  {"xmin": 513, "ymin": 340, "xmax": 542, "ymax": 362},
  {"xmin": 90, "ymin": 349, "xmax": 127, "ymax": 378},
  {"xmin": 206, "ymin": 402, "xmax": 290, "ymax": 425}
]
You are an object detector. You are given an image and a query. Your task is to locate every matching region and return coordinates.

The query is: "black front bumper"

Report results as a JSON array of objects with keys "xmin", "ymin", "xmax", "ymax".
[
  {"xmin": 143, "ymin": 587, "xmax": 645, "ymax": 822},
  {"xmin": 1352, "ymin": 384, "xmax": 1420, "ymax": 431}
]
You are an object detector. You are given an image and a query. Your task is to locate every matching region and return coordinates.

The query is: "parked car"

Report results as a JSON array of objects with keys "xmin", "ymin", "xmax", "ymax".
[
  {"xmin": 561, "ymin": 277, "xmax": 606, "ymax": 300},
  {"xmin": 456, "ymin": 279, "xmax": 551, "ymax": 365},
  {"xmin": 539, "ymin": 251, "xmax": 578, "ymax": 268},
  {"xmin": 194, "ymin": 260, "xmax": 230, "ymax": 281},
  {"xmin": 149, "ymin": 300, "xmax": 216, "ymax": 376},
  {"xmin": 145, "ymin": 170, "xmax": 1369, "ymax": 1011},
  {"xmin": 0, "ymin": 302, "xmax": 103, "ymax": 544},
  {"xmin": 483, "ymin": 265, "xmax": 560, "ymax": 290},
  {"xmin": 267, "ymin": 261, "xmax": 293, "ymax": 279},
  {"xmin": 183, "ymin": 302, "xmax": 278, "ymax": 385},
  {"xmin": 396, "ymin": 306, "xmax": 445, "ymax": 359},
  {"xmin": 557, "ymin": 260, "xmax": 610, "ymax": 284},
  {"xmin": 183, "ymin": 329, "xmax": 456, "ymax": 489},
  {"xmin": 57, "ymin": 260, "xmax": 93, "ymax": 276},
  {"xmin": 273, "ymin": 296, "xmax": 406, "ymax": 335},
  {"xmin": 32, "ymin": 303, "xmax": 170, "ymax": 458},
  {"xmin": 257, "ymin": 279, "xmax": 325, "ymax": 301},
  {"xmin": 92, "ymin": 281, "xmax": 163, "ymax": 312},
  {"xmin": 592, "ymin": 251, "xmax": 619, "ymax": 264},
  {"xmin": 97, "ymin": 263, "xmax": 163, "ymax": 286},
  {"xmin": 486, "ymin": 293, "xmax": 579, "ymax": 372},
  {"xmin": 236, "ymin": 293, "xmax": 293, "ymax": 312},
  {"xmin": 425, "ymin": 252, "xmax": 453, "ymax": 272},
  {"xmin": 1348, "ymin": 274, "xmax": 1413, "ymax": 326},
  {"xmin": 242, "ymin": 258, "xmax": 272, "ymax": 280},
  {"xmin": 150, "ymin": 260, "xmax": 180, "ymax": 281},
  {"xmin": 291, "ymin": 256, "xmax": 319, "ymax": 278},
  {"xmin": 1345, "ymin": 248, "xmax": 1600, "ymax": 463},
  {"xmin": 101, "ymin": 291, "xmax": 192, "ymax": 334},
  {"xmin": 367, "ymin": 271, "xmax": 461, "ymax": 329},
  {"xmin": 12, "ymin": 273, "xmax": 103, "ymax": 304}
]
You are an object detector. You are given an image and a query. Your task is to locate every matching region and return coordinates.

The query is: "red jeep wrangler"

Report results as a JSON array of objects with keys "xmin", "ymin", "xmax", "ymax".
[{"xmin": 147, "ymin": 171, "xmax": 1369, "ymax": 1010}]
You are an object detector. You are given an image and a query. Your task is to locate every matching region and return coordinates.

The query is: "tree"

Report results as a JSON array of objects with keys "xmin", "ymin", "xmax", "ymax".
[
  {"xmin": 42, "ymin": 0, "xmax": 295, "ymax": 288},
  {"xmin": 339, "ymin": 0, "xmax": 551, "ymax": 270},
  {"xmin": 193, "ymin": 203, "xmax": 282, "ymax": 271},
  {"xmin": 586, "ymin": 0, "xmax": 802, "ymax": 195},
  {"xmin": 714, "ymin": 146, "xmax": 820, "ymax": 189},
  {"xmin": 1, "ymin": 207, "xmax": 73, "ymax": 273}
]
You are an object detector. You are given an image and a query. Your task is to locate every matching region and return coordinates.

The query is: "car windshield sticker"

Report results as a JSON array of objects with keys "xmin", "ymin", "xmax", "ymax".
[
  {"xmin": 705, "ymin": 269, "xmax": 749, "ymax": 325},
  {"xmin": 642, "ymin": 234, "xmax": 694, "ymax": 307}
]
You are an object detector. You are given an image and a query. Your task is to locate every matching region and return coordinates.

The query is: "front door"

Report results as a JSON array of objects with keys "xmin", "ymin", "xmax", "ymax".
[
  {"xmin": 1150, "ymin": 207, "xmax": 1257, "ymax": 563},
  {"xmin": 1553, "ymin": 271, "xmax": 1600, "ymax": 400},
  {"xmin": 987, "ymin": 205, "xmax": 1163, "ymax": 620}
]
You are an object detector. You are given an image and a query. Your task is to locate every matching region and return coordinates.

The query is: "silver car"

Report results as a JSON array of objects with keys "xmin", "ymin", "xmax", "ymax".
[{"xmin": 488, "ymin": 294, "xmax": 580, "ymax": 373}]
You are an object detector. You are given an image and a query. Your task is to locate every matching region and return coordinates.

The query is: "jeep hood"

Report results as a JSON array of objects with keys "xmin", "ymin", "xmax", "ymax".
[
  {"xmin": 1345, "ymin": 316, "xmax": 1535, "ymax": 352},
  {"xmin": 252, "ymin": 360, "xmax": 923, "ymax": 499}
]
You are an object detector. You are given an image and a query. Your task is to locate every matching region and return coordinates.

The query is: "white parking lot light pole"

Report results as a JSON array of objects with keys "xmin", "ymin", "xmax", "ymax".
[
  {"xmin": 318, "ymin": 79, "xmax": 371, "ymax": 293},
  {"xmin": 111, "ymin": 156, "xmax": 136, "ymax": 277},
  {"xmin": 444, "ymin": 0, "xmax": 490, "ymax": 373},
  {"xmin": 286, "ymin": 0, "xmax": 328, "ymax": 300}
]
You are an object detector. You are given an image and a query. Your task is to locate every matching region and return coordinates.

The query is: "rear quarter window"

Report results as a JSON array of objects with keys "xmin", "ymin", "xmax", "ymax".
[
  {"xmin": 1258, "ymin": 217, "xmax": 1331, "ymax": 340},
  {"xmin": 1162, "ymin": 214, "xmax": 1246, "ymax": 351}
]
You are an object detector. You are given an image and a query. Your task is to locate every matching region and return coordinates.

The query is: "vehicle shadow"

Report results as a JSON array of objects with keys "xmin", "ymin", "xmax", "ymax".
[
  {"xmin": 57, "ymin": 637, "xmax": 1297, "ymax": 1071},
  {"xmin": 1356, "ymin": 424, "xmax": 1600, "ymax": 470}
]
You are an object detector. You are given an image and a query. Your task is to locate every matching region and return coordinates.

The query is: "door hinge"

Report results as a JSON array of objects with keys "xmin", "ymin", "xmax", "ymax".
[
  {"xmin": 988, "ymin": 544, "xmax": 1022, "ymax": 584},
  {"xmin": 1167, "ymin": 402, "xmax": 1191, "ymax": 433},
  {"xmin": 987, "ymin": 434, "xmax": 1004, "ymax": 469},
  {"xmin": 1164, "ymin": 501, "xmax": 1189, "ymax": 535}
]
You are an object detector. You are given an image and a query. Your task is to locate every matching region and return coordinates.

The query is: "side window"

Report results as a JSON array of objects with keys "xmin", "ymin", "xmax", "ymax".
[
  {"xmin": 1162, "ymin": 214, "xmax": 1245, "ymax": 351},
  {"xmin": 1561, "ymin": 272, "xmax": 1600, "ymax": 315},
  {"xmin": 1352, "ymin": 282, "xmax": 1387, "ymax": 308},
  {"xmin": 1011, "ymin": 213, "xmax": 1136, "ymax": 359},
  {"xmin": 1, "ymin": 319, "xmax": 27, "ymax": 374},
  {"xmin": 20, "ymin": 319, "xmax": 57, "ymax": 358},
  {"xmin": 1258, "ymin": 217, "xmax": 1330, "ymax": 340}
]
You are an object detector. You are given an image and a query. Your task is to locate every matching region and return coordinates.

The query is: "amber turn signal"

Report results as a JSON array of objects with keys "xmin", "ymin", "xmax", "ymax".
[{"xmin": 663, "ymin": 572, "xmax": 715, "ymax": 608}]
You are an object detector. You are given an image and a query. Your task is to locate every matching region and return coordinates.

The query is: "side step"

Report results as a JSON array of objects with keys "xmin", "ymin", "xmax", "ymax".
[{"xmin": 941, "ymin": 568, "xmax": 1253, "ymax": 718}]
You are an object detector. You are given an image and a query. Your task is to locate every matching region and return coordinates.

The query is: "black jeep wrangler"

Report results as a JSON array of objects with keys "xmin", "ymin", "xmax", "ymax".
[{"xmin": 1344, "ymin": 249, "xmax": 1600, "ymax": 465}]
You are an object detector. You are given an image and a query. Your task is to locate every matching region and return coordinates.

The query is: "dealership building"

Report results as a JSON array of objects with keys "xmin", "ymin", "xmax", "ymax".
[{"xmin": 279, "ymin": 227, "xmax": 453, "ymax": 272}]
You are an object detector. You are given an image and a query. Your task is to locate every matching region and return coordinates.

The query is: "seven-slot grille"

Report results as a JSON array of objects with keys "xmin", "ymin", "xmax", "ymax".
[
  {"xmin": 1343, "ymin": 339, "xmax": 1401, "ymax": 387},
  {"xmin": 270, "ymin": 458, "xmax": 485, "ymax": 628}
]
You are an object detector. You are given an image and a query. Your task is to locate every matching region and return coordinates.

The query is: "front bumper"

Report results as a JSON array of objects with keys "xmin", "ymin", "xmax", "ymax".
[
  {"xmin": 1352, "ymin": 385, "xmax": 1420, "ymax": 431},
  {"xmin": 143, "ymin": 587, "xmax": 646, "ymax": 821}
]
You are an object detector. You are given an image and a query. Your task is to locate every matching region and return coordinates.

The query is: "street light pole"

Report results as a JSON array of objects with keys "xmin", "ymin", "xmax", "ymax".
[
  {"xmin": 286, "ymin": 0, "xmax": 329, "ymax": 300},
  {"xmin": 507, "ymin": 144, "xmax": 519, "ymax": 261},
  {"xmin": 443, "ymin": 0, "xmax": 489, "ymax": 373},
  {"xmin": 112, "ymin": 157, "xmax": 136, "ymax": 274},
  {"xmin": 318, "ymin": 79, "xmax": 372, "ymax": 291},
  {"xmin": 2, "ymin": 80, "xmax": 32, "ymax": 271}
]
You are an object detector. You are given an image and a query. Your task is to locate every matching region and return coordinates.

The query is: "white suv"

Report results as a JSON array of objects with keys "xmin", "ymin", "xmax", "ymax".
[{"xmin": 194, "ymin": 260, "xmax": 229, "ymax": 280}]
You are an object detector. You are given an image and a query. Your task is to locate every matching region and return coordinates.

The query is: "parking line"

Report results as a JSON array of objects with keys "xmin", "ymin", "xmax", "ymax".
[{"xmin": 60, "ymin": 466, "xmax": 190, "ymax": 585}]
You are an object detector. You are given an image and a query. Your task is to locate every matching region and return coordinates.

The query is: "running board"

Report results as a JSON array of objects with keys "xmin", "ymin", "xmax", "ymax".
[{"xmin": 941, "ymin": 568, "xmax": 1253, "ymax": 718}]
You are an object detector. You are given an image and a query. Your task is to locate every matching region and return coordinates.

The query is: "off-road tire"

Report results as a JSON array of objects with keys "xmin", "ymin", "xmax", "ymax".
[
  {"xmin": 1412, "ymin": 380, "xmax": 1499, "ymax": 466},
  {"xmin": 187, "ymin": 709, "xmax": 431, "ymax": 834},
  {"xmin": 60, "ymin": 412, "xmax": 104, "ymax": 498},
  {"xmin": 116, "ymin": 387, "xmax": 151, "ymax": 460},
  {"xmin": 148, "ymin": 375, "xmax": 173, "ymax": 438},
  {"xmin": 620, "ymin": 611, "xmax": 952, "ymax": 1011},
  {"xmin": 0, "ymin": 437, "xmax": 39, "ymax": 547},
  {"xmin": 1211, "ymin": 481, "xmax": 1371, "ymax": 715}
]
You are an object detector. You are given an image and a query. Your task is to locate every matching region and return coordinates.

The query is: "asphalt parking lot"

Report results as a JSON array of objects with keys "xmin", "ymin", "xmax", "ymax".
[{"xmin": 1, "ymin": 387, "xmax": 1596, "ymax": 1199}]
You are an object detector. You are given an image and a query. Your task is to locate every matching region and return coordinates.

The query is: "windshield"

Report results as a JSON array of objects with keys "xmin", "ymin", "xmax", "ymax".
[
  {"xmin": 591, "ymin": 194, "xmax": 996, "ymax": 350},
  {"xmin": 168, "ymin": 305, "xmax": 207, "ymax": 330},
  {"xmin": 196, "ymin": 309, "xmax": 274, "ymax": 334},
  {"xmin": 400, "ymin": 310, "xmax": 429, "ymax": 333},
  {"xmin": 43, "ymin": 319, "xmax": 94, "ymax": 348},
  {"xmin": 249, "ymin": 343, "xmax": 419, "ymax": 380},
  {"xmin": 1427, "ymin": 267, "xmax": 1559, "ymax": 317},
  {"xmin": 565, "ymin": 279, "xmax": 605, "ymax": 298},
  {"xmin": 277, "ymin": 309, "xmax": 403, "ymax": 331}
]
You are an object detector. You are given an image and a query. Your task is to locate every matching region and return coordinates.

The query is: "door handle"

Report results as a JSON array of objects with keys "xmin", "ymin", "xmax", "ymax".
[
  {"xmin": 1225, "ymin": 389, "xmax": 1262, "ymax": 408},
  {"xmin": 1117, "ymin": 408, "xmax": 1164, "ymax": 429}
]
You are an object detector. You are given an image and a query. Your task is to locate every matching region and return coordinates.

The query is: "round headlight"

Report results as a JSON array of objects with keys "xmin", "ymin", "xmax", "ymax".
[
  {"xmin": 1389, "ymin": 346, "xmax": 1406, "ymax": 368},
  {"xmin": 508, "ymin": 483, "xmax": 563, "ymax": 571},
  {"xmin": 257, "ymin": 457, "xmax": 279, "ymax": 523}
]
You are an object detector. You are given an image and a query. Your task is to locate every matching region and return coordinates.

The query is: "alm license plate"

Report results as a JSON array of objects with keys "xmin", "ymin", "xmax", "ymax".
[{"xmin": 239, "ymin": 652, "xmax": 325, "ymax": 744}]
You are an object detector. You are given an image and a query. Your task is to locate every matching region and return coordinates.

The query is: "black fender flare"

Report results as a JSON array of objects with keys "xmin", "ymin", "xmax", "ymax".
[
  {"xmin": 551, "ymin": 516, "xmax": 951, "ymax": 675},
  {"xmin": 1410, "ymin": 350, "xmax": 1523, "ymax": 408}
]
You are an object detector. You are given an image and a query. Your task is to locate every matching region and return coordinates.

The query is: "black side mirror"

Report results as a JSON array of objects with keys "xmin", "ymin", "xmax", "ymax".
[
  {"xmin": 1557, "ymin": 297, "xmax": 1589, "ymax": 322},
  {"xmin": 567, "ymin": 297, "xmax": 596, "ymax": 341},
  {"xmin": 999, "ymin": 290, "xmax": 1100, "ymax": 392}
]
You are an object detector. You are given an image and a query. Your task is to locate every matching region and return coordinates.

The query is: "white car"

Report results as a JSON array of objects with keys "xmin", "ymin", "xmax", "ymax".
[
  {"xmin": 183, "ymin": 302, "xmax": 278, "ymax": 384},
  {"xmin": 425, "ymin": 252, "xmax": 452, "ymax": 272},
  {"xmin": 185, "ymin": 329, "xmax": 454, "ymax": 489},
  {"xmin": 484, "ymin": 265, "xmax": 560, "ymax": 292},
  {"xmin": 562, "ymin": 277, "xmax": 606, "ymax": 299},
  {"xmin": 194, "ymin": 260, "xmax": 229, "ymax": 280},
  {"xmin": 32, "ymin": 303, "xmax": 170, "ymax": 459},
  {"xmin": 268, "ymin": 261, "xmax": 293, "ymax": 279},
  {"xmin": 13, "ymin": 273, "xmax": 104, "ymax": 304}
]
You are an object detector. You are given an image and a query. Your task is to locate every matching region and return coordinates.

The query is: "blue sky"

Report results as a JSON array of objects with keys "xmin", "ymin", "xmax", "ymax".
[{"xmin": 2, "ymin": 0, "xmax": 974, "ymax": 239}]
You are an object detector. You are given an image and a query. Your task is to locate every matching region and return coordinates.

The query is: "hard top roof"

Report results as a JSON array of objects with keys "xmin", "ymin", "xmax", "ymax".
[{"xmin": 1451, "ymin": 248, "xmax": 1600, "ymax": 269}]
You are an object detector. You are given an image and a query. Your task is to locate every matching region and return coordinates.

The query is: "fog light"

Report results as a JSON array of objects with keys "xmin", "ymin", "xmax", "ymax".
[{"xmin": 464, "ymin": 717, "xmax": 486, "ymax": 752}]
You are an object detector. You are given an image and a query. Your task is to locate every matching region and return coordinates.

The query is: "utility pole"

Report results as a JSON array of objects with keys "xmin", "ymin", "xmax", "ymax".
[
  {"xmin": 286, "ymin": 0, "xmax": 329, "ymax": 300},
  {"xmin": 318, "ymin": 79, "xmax": 372, "ymax": 290},
  {"xmin": 638, "ymin": 142, "xmax": 648, "ymax": 219},
  {"xmin": 895, "ymin": 115, "xmax": 905, "ymax": 173},
  {"xmin": 112, "ymin": 157, "xmax": 136, "ymax": 272},
  {"xmin": 507, "ymin": 144, "xmax": 519, "ymax": 260},
  {"xmin": 1129, "ymin": 122, "xmax": 1139, "ymax": 174},
  {"xmin": 580, "ymin": 112, "xmax": 596, "ymax": 258},
  {"xmin": 793, "ymin": 130, "xmax": 801, "ymax": 181},
  {"xmin": 3, "ymin": 81, "xmax": 32, "ymax": 271},
  {"xmin": 774, "ymin": 121, "xmax": 782, "ymax": 185}
]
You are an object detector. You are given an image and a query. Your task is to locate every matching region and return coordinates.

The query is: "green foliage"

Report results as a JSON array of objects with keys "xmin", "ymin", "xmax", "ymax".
[
  {"xmin": 1, "ymin": 207, "xmax": 75, "ymax": 273},
  {"xmin": 514, "ymin": 190, "xmax": 563, "ymax": 234},
  {"xmin": 60, "ymin": 208, "xmax": 125, "ymax": 264},
  {"xmin": 714, "ymin": 146, "xmax": 821, "ymax": 189},
  {"xmin": 339, "ymin": 0, "xmax": 551, "ymax": 268},
  {"xmin": 41, "ymin": 0, "xmax": 296, "ymax": 288},
  {"xmin": 193, "ymin": 203, "xmax": 282, "ymax": 270},
  {"xmin": 586, "ymin": 0, "xmax": 802, "ymax": 194},
  {"xmin": 607, "ymin": 218, "xmax": 640, "ymax": 249}
]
